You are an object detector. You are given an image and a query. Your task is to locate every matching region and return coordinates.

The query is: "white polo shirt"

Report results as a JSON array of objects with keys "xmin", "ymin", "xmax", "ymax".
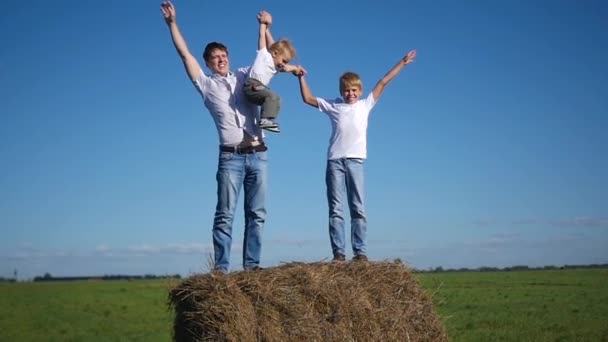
[
  {"xmin": 247, "ymin": 49, "xmax": 277, "ymax": 86},
  {"xmin": 317, "ymin": 93, "xmax": 376, "ymax": 160},
  {"xmin": 193, "ymin": 68, "xmax": 261, "ymax": 145}
]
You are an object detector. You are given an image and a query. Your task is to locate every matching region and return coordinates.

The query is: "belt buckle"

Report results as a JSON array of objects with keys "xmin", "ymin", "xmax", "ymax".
[{"xmin": 236, "ymin": 144, "xmax": 253, "ymax": 154}]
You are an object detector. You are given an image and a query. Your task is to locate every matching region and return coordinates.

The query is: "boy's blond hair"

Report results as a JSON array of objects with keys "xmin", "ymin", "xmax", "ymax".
[
  {"xmin": 269, "ymin": 39, "xmax": 297, "ymax": 61},
  {"xmin": 339, "ymin": 72, "xmax": 363, "ymax": 93}
]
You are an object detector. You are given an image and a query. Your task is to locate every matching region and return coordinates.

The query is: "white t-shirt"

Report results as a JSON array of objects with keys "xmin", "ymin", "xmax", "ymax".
[
  {"xmin": 316, "ymin": 93, "xmax": 376, "ymax": 160},
  {"xmin": 247, "ymin": 49, "xmax": 277, "ymax": 86}
]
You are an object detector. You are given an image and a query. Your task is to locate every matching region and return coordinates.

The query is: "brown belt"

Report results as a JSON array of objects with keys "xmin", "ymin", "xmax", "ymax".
[{"xmin": 219, "ymin": 144, "xmax": 268, "ymax": 154}]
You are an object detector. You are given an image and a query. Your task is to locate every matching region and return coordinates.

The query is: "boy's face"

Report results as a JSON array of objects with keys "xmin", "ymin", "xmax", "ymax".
[
  {"xmin": 271, "ymin": 50, "xmax": 292, "ymax": 71},
  {"xmin": 341, "ymin": 86, "xmax": 362, "ymax": 104},
  {"xmin": 206, "ymin": 49, "xmax": 230, "ymax": 76}
]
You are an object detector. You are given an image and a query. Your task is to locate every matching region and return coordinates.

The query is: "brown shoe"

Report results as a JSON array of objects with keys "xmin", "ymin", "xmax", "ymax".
[
  {"xmin": 332, "ymin": 254, "xmax": 346, "ymax": 262},
  {"xmin": 353, "ymin": 254, "xmax": 368, "ymax": 262}
]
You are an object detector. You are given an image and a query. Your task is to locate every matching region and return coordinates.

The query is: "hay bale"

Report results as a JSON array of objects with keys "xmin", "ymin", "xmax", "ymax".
[{"xmin": 169, "ymin": 260, "xmax": 447, "ymax": 342}]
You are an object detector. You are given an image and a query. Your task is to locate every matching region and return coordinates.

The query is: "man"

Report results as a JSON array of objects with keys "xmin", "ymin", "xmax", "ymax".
[{"xmin": 161, "ymin": 1, "xmax": 271, "ymax": 272}]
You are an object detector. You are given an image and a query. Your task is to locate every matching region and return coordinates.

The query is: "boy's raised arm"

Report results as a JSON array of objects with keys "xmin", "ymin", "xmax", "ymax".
[
  {"xmin": 258, "ymin": 11, "xmax": 274, "ymax": 48},
  {"xmin": 256, "ymin": 11, "xmax": 269, "ymax": 50},
  {"xmin": 161, "ymin": 1, "xmax": 202, "ymax": 81},
  {"xmin": 371, "ymin": 49, "xmax": 416, "ymax": 102}
]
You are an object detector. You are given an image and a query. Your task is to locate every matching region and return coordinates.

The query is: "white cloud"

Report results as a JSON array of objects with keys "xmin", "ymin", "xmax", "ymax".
[
  {"xmin": 95, "ymin": 244, "xmax": 111, "ymax": 252},
  {"xmin": 473, "ymin": 219, "xmax": 499, "ymax": 227},
  {"xmin": 4, "ymin": 241, "xmax": 216, "ymax": 260},
  {"xmin": 127, "ymin": 244, "xmax": 159, "ymax": 254},
  {"xmin": 548, "ymin": 217, "xmax": 608, "ymax": 228},
  {"xmin": 512, "ymin": 218, "xmax": 539, "ymax": 225},
  {"xmin": 164, "ymin": 242, "xmax": 211, "ymax": 254},
  {"xmin": 473, "ymin": 216, "xmax": 608, "ymax": 229}
]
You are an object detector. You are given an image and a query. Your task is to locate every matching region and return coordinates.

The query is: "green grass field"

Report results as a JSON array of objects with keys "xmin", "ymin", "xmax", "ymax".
[
  {"xmin": 1, "ymin": 268, "xmax": 606, "ymax": 341},
  {"xmin": 0, "ymin": 278, "xmax": 178, "ymax": 342},
  {"xmin": 417, "ymin": 269, "xmax": 608, "ymax": 341}
]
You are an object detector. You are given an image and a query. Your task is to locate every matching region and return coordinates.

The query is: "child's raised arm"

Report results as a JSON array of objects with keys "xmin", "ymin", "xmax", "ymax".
[
  {"xmin": 371, "ymin": 50, "xmax": 416, "ymax": 102},
  {"xmin": 257, "ymin": 11, "xmax": 274, "ymax": 49},
  {"xmin": 256, "ymin": 11, "xmax": 269, "ymax": 51}
]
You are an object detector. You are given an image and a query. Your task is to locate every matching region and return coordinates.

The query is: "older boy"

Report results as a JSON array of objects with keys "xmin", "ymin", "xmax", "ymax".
[{"xmin": 295, "ymin": 50, "xmax": 417, "ymax": 262}]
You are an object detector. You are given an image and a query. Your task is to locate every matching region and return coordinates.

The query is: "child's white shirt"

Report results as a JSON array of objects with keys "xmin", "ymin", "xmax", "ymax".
[
  {"xmin": 316, "ymin": 93, "xmax": 376, "ymax": 160},
  {"xmin": 248, "ymin": 49, "xmax": 277, "ymax": 85}
]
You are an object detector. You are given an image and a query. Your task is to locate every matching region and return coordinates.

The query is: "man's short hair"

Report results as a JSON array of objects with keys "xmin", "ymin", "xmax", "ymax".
[{"xmin": 203, "ymin": 42, "xmax": 229, "ymax": 62}]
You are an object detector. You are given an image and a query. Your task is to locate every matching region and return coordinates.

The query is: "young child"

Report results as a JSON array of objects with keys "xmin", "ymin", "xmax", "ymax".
[
  {"xmin": 295, "ymin": 50, "xmax": 417, "ymax": 262},
  {"xmin": 244, "ymin": 11, "xmax": 304, "ymax": 133}
]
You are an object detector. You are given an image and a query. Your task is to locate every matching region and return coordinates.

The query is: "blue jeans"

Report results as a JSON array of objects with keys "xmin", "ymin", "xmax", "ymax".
[
  {"xmin": 326, "ymin": 158, "xmax": 367, "ymax": 257},
  {"xmin": 213, "ymin": 150, "xmax": 268, "ymax": 272}
]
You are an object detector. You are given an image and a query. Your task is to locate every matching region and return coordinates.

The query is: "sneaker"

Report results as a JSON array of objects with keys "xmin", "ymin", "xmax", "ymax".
[
  {"xmin": 246, "ymin": 266, "xmax": 264, "ymax": 271},
  {"xmin": 260, "ymin": 119, "xmax": 280, "ymax": 133},
  {"xmin": 332, "ymin": 254, "xmax": 346, "ymax": 263},
  {"xmin": 263, "ymin": 125, "xmax": 280, "ymax": 133},
  {"xmin": 353, "ymin": 254, "xmax": 368, "ymax": 262}
]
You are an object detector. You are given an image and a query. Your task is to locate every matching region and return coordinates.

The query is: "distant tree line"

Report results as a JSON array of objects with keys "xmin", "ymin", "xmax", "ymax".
[
  {"xmin": 10, "ymin": 263, "xmax": 608, "ymax": 281},
  {"xmin": 414, "ymin": 263, "xmax": 608, "ymax": 273},
  {"xmin": 32, "ymin": 273, "xmax": 181, "ymax": 282}
]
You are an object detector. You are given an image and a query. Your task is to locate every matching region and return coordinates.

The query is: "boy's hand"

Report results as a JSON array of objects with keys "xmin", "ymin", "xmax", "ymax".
[
  {"xmin": 160, "ymin": 1, "xmax": 176, "ymax": 24},
  {"xmin": 291, "ymin": 65, "xmax": 307, "ymax": 77},
  {"xmin": 281, "ymin": 64, "xmax": 296, "ymax": 73},
  {"xmin": 403, "ymin": 50, "xmax": 416, "ymax": 64}
]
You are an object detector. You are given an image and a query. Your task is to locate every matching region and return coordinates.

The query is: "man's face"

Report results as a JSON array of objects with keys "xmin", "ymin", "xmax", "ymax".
[{"xmin": 206, "ymin": 49, "xmax": 230, "ymax": 76}]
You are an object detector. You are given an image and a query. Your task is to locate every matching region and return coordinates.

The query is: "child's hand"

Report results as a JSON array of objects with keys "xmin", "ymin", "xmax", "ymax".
[
  {"xmin": 292, "ymin": 66, "xmax": 307, "ymax": 77},
  {"xmin": 403, "ymin": 50, "xmax": 416, "ymax": 64},
  {"xmin": 257, "ymin": 11, "xmax": 272, "ymax": 25}
]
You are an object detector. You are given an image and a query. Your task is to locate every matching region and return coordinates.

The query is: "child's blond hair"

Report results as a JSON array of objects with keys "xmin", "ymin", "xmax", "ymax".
[
  {"xmin": 339, "ymin": 72, "xmax": 363, "ymax": 93},
  {"xmin": 269, "ymin": 39, "xmax": 297, "ymax": 61}
]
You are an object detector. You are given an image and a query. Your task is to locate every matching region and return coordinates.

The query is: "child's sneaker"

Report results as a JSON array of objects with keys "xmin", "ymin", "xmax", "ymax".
[{"xmin": 260, "ymin": 118, "xmax": 280, "ymax": 133}]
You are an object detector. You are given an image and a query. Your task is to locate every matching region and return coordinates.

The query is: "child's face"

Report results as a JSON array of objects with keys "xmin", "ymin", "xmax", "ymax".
[
  {"xmin": 271, "ymin": 50, "xmax": 292, "ymax": 71},
  {"xmin": 341, "ymin": 86, "xmax": 362, "ymax": 104}
]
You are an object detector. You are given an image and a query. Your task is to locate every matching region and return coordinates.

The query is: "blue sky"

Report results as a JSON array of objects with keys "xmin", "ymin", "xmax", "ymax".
[{"xmin": 1, "ymin": 0, "xmax": 607, "ymax": 279}]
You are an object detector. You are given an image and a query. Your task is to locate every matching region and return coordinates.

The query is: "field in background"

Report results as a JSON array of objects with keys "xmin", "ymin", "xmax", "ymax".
[
  {"xmin": 418, "ymin": 269, "xmax": 608, "ymax": 341},
  {"xmin": 0, "ymin": 278, "xmax": 178, "ymax": 341},
  {"xmin": 1, "ymin": 268, "xmax": 606, "ymax": 341}
]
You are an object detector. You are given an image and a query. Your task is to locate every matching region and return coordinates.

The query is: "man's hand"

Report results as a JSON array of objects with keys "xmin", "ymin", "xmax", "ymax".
[
  {"xmin": 160, "ymin": 1, "xmax": 176, "ymax": 24},
  {"xmin": 403, "ymin": 50, "xmax": 416, "ymax": 65}
]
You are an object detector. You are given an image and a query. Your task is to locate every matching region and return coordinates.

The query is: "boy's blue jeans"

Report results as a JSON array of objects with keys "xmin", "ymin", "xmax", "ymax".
[
  {"xmin": 326, "ymin": 158, "xmax": 367, "ymax": 258},
  {"xmin": 212, "ymin": 150, "xmax": 268, "ymax": 272}
]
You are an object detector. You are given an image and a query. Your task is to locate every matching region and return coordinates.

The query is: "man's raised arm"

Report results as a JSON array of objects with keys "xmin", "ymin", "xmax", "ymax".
[{"xmin": 161, "ymin": 1, "xmax": 202, "ymax": 81}]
